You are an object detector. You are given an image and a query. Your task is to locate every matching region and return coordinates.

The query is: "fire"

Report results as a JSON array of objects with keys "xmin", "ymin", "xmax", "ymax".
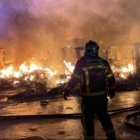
[
  {"xmin": 121, "ymin": 64, "xmax": 134, "ymax": 73},
  {"xmin": 19, "ymin": 63, "xmax": 42, "ymax": 73},
  {"xmin": 56, "ymin": 79, "xmax": 66, "ymax": 85},
  {"xmin": 111, "ymin": 63, "xmax": 135, "ymax": 79},
  {"xmin": 0, "ymin": 59, "xmax": 136, "ymax": 88},
  {"xmin": 0, "ymin": 65, "xmax": 14, "ymax": 78},
  {"xmin": 63, "ymin": 60, "xmax": 75, "ymax": 73},
  {"xmin": 0, "ymin": 61, "xmax": 58, "ymax": 87},
  {"xmin": 45, "ymin": 68, "xmax": 57, "ymax": 78},
  {"xmin": 120, "ymin": 73, "xmax": 127, "ymax": 79},
  {"xmin": 63, "ymin": 60, "xmax": 136, "ymax": 80},
  {"xmin": 13, "ymin": 72, "xmax": 21, "ymax": 78},
  {"xmin": 29, "ymin": 63, "xmax": 42, "ymax": 72},
  {"xmin": 19, "ymin": 63, "xmax": 28, "ymax": 73}
]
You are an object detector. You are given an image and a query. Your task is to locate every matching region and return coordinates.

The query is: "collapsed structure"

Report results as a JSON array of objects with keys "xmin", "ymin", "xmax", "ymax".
[{"xmin": 0, "ymin": 40, "xmax": 140, "ymax": 102}]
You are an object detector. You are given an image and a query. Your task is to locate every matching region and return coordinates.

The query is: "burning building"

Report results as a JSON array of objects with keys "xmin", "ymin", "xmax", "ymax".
[
  {"xmin": 0, "ymin": 0, "xmax": 140, "ymax": 92},
  {"xmin": 108, "ymin": 44, "xmax": 136, "ymax": 79}
]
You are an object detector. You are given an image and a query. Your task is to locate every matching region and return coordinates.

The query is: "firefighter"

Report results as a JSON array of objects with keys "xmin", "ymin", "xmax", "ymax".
[{"xmin": 63, "ymin": 40, "xmax": 116, "ymax": 140}]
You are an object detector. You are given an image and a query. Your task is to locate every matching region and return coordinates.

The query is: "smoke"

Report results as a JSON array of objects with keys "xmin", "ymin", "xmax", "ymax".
[{"xmin": 0, "ymin": 0, "xmax": 140, "ymax": 69}]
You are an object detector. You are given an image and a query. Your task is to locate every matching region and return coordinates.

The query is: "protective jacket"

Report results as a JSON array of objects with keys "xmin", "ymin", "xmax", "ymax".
[
  {"xmin": 66, "ymin": 55, "xmax": 116, "ymax": 139},
  {"xmin": 67, "ymin": 55, "xmax": 115, "ymax": 97}
]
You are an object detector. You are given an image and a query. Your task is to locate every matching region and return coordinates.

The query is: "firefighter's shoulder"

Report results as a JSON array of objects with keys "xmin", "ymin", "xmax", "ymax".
[{"xmin": 98, "ymin": 57, "xmax": 108, "ymax": 65}]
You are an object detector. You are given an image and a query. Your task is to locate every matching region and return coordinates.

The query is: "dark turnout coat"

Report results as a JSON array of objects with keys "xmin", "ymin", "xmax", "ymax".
[
  {"xmin": 67, "ymin": 55, "xmax": 115, "ymax": 97},
  {"xmin": 66, "ymin": 55, "xmax": 116, "ymax": 139}
]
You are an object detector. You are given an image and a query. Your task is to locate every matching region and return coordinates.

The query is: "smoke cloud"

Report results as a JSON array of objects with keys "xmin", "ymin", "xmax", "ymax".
[{"xmin": 0, "ymin": 0, "xmax": 140, "ymax": 69}]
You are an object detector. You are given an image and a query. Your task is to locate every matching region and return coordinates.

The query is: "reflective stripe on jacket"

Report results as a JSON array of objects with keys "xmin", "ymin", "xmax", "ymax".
[{"xmin": 67, "ymin": 56, "xmax": 115, "ymax": 97}]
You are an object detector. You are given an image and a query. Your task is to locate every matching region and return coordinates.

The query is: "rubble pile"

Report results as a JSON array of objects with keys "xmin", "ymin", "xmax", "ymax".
[
  {"xmin": 0, "ymin": 64, "xmax": 68, "ymax": 102},
  {"xmin": 0, "ymin": 60, "xmax": 139, "ymax": 102},
  {"xmin": 7, "ymin": 80, "xmax": 47, "ymax": 102}
]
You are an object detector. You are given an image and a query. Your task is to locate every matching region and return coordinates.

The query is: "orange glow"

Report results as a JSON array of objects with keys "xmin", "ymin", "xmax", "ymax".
[
  {"xmin": 121, "ymin": 64, "xmax": 134, "ymax": 73},
  {"xmin": 0, "ymin": 60, "xmax": 62, "ymax": 87},
  {"xmin": 0, "ymin": 65, "xmax": 14, "ymax": 78},
  {"xmin": 111, "ymin": 63, "xmax": 135, "ymax": 79},
  {"xmin": 0, "ymin": 59, "xmax": 136, "ymax": 87},
  {"xmin": 63, "ymin": 60, "xmax": 75, "ymax": 73}
]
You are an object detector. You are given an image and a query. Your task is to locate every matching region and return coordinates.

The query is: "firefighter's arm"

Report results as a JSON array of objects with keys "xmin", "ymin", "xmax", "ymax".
[
  {"xmin": 106, "ymin": 62, "xmax": 116, "ymax": 99},
  {"xmin": 63, "ymin": 61, "xmax": 81, "ymax": 99}
]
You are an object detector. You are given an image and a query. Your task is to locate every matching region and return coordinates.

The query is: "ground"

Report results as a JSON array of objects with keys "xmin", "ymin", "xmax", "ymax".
[{"xmin": 0, "ymin": 90, "xmax": 140, "ymax": 140}]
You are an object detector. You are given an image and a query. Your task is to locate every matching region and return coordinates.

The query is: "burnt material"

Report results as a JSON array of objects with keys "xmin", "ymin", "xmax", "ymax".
[{"xmin": 7, "ymin": 84, "xmax": 65, "ymax": 102}]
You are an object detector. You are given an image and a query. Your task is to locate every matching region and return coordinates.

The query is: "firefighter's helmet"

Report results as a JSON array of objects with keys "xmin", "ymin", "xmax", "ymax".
[{"xmin": 85, "ymin": 40, "xmax": 99, "ymax": 56}]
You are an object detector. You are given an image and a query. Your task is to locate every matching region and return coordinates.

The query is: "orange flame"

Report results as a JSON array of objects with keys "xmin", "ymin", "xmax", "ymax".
[{"xmin": 0, "ymin": 59, "xmax": 136, "ymax": 87}]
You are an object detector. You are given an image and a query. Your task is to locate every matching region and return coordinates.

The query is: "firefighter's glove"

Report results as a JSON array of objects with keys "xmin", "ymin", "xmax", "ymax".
[
  {"xmin": 63, "ymin": 87, "xmax": 71, "ymax": 100},
  {"xmin": 108, "ymin": 89, "xmax": 115, "ymax": 99}
]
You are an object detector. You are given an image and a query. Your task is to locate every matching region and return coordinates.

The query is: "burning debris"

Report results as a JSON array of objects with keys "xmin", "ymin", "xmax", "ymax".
[
  {"xmin": 107, "ymin": 44, "xmax": 140, "ymax": 90},
  {"xmin": 0, "ymin": 0, "xmax": 139, "ymax": 96},
  {"xmin": 112, "ymin": 63, "xmax": 135, "ymax": 80},
  {"xmin": 0, "ymin": 48, "xmax": 139, "ymax": 103},
  {"xmin": 0, "ymin": 62, "xmax": 59, "ymax": 88},
  {"xmin": 0, "ymin": 59, "xmax": 138, "ymax": 91},
  {"xmin": 0, "ymin": 60, "xmax": 73, "ymax": 102},
  {"xmin": 0, "ymin": 59, "xmax": 75, "ymax": 88}
]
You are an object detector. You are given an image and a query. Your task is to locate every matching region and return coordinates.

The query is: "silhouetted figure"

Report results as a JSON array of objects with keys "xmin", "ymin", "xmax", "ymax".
[{"xmin": 64, "ymin": 40, "xmax": 116, "ymax": 140}]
